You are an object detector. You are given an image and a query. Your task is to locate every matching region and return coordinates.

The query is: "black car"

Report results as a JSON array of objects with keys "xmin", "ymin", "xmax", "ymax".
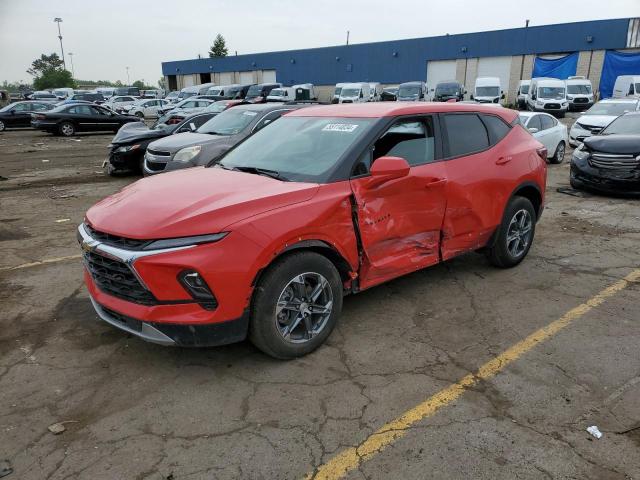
[
  {"xmin": 380, "ymin": 87, "xmax": 398, "ymax": 102},
  {"xmin": 570, "ymin": 112, "xmax": 640, "ymax": 196},
  {"xmin": 31, "ymin": 103, "xmax": 139, "ymax": 136},
  {"xmin": 106, "ymin": 112, "xmax": 216, "ymax": 175},
  {"xmin": 0, "ymin": 101, "xmax": 55, "ymax": 131},
  {"xmin": 433, "ymin": 81, "xmax": 465, "ymax": 102}
]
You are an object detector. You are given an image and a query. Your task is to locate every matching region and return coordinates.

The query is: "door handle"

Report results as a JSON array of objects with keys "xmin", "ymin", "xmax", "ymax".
[
  {"xmin": 425, "ymin": 178, "xmax": 446, "ymax": 187},
  {"xmin": 495, "ymin": 156, "xmax": 512, "ymax": 165}
]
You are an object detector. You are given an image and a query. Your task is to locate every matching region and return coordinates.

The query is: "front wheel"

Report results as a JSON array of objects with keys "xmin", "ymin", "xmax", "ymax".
[
  {"xmin": 249, "ymin": 251, "xmax": 343, "ymax": 359},
  {"xmin": 135, "ymin": 111, "xmax": 144, "ymax": 118},
  {"xmin": 59, "ymin": 121, "xmax": 75, "ymax": 136},
  {"xmin": 486, "ymin": 196, "xmax": 536, "ymax": 268},
  {"xmin": 0, "ymin": 120, "xmax": 5, "ymax": 132},
  {"xmin": 549, "ymin": 141, "xmax": 565, "ymax": 164}
]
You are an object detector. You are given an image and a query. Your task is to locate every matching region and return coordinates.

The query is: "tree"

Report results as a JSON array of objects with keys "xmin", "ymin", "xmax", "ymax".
[
  {"xmin": 209, "ymin": 34, "xmax": 228, "ymax": 58},
  {"xmin": 33, "ymin": 69, "xmax": 75, "ymax": 90},
  {"xmin": 157, "ymin": 77, "xmax": 166, "ymax": 90},
  {"xmin": 27, "ymin": 53, "xmax": 64, "ymax": 77},
  {"xmin": 132, "ymin": 80, "xmax": 145, "ymax": 89}
]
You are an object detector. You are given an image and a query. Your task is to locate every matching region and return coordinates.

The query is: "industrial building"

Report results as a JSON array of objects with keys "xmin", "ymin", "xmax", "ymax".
[{"xmin": 162, "ymin": 17, "xmax": 640, "ymax": 103}]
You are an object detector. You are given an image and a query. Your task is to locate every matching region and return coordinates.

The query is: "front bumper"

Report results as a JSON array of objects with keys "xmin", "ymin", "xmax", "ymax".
[
  {"xmin": 143, "ymin": 154, "xmax": 195, "ymax": 175},
  {"xmin": 108, "ymin": 147, "xmax": 145, "ymax": 170},
  {"xmin": 570, "ymin": 158, "xmax": 640, "ymax": 196}
]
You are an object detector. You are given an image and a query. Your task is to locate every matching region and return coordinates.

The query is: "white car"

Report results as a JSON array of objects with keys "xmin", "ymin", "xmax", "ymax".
[
  {"xmin": 157, "ymin": 98, "xmax": 216, "ymax": 116},
  {"xmin": 568, "ymin": 98, "xmax": 640, "ymax": 147},
  {"xmin": 123, "ymin": 99, "xmax": 170, "ymax": 118},
  {"xmin": 519, "ymin": 111, "xmax": 568, "ymax": 164},
  {"xmin": 103, "ymin": 95, "xmax": 137, "ymax": 113}
]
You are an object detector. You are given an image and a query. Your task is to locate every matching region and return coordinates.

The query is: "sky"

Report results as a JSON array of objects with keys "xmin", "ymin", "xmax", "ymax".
[{"xmin": 0, "ymin": 0, "xmax": 638, "ymax": 85}]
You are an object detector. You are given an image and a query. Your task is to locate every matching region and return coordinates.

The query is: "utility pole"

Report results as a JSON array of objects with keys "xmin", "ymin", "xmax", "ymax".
[
  {"xmin": 54, "ymin": 18, "xmax": 67, "ymax": 70},
  {"xmin": 126, "ymin": 66, "xmax": 130, "ymax": 85},
  {"xmin": 68, "ymin": 52, "xmax": 75, "ymax": 78},
  {"xmin": 346, "ymin": 30, "xmax": 350, "ymax": 45}
]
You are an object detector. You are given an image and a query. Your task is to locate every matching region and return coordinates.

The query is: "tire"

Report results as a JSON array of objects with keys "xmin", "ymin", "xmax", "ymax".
[
  {"xmin": 486, "ymin": 196, "xmax": 536, "ymax": 268},
  {"xmin": 249, "ymin": 251, "xmax": 343, "ymax": 359},
  {"xmin": 59, "ymin": 121, "xmax": 75, "ymax": 136},
  {"xmin": 0, "ymin": 120, "xmax": 5, "ymax": 132},
  {"xmin": 135, "ymin": 111, "xmax": 144, "ymax": 118},
  {"xmin": 549, "ymin": 141, "xmax": 566, "ymax": 164}
]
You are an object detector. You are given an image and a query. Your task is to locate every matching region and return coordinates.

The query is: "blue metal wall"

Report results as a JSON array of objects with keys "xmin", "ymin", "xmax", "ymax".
[{"xmin": 162, "ymin": 18, "xmax": 631, "ymax": 85}]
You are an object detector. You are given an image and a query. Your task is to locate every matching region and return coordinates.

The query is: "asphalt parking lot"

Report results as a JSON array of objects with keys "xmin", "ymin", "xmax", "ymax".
[{"xmin": 1, "ymin": 116, "xmax": 639, "ymax": 480}]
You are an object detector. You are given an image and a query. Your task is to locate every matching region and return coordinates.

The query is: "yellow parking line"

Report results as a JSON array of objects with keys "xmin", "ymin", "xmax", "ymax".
[
  {"xmin": 306, "ymin": 268, "xmax": 640, "ymax": 480},
  {"xmin": 0, "ymin": 254, "xmax": 82, "ymax": 271}
]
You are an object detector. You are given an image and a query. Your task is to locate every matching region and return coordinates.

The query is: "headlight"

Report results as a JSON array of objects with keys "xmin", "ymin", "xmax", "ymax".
[
  {"xmin": 173, "ymin": 145, "xmax": 201, "ymax": 163},
  {"xmin": 567, "ymin": 95, "xmax": 574, "ymax": 100},
  {"xmin": 572, "ymin": 144, "xmax": 589, "ymax": 160},
  {"xmin": 144, "ymin": 232, "xmax": 228, "ymax": 250},
  {"xmin": 562, "ymin": 102, "xmax": 568, "ymax": 107},
  {"xmin": 536, "ymin": 100, "xmax": 543, "ymax": 106},
  {"xmin": 115, "ymin": 144, "xmax": 140, "ymax": 153}
]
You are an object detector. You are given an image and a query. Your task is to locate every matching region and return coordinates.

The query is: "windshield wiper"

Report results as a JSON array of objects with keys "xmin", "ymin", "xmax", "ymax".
[{"xmin": 231, "ymin": 166, "xmax": 287, "ymax": 181}]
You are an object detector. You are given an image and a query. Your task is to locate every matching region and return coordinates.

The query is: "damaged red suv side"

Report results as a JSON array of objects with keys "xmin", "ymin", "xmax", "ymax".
[{"xmin": 79, "ymin": 103, "xmax": 546, "ymax": 358}]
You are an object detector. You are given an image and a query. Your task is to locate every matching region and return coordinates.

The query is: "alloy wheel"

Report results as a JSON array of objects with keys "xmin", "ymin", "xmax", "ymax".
[
  {"xmin": 506, "ymin": 209, "xmax": 532, "ymax": 258},
  {"xmin": 61, "ymin": 123, "xmax": 74, "ymax": 136},
  {"xmin": 275, "ymin": 272, "xmax": 333, "ymax": 344},
  {"xmin": 556, "ymin": 142, "xmax": 565, "ymax": 161},
  {"xmin": 0, "ymin": 120, "xmax": 5, "ymax": 131}
]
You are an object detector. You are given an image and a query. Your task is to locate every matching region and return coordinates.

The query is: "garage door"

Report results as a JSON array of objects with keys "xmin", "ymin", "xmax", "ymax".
[
  {"xmin": 181, "ymin": 75, "xmax": 194, "ymax": 88},
  {"xmin": 219, "ymin": 72, "xmax": 233, "ymax": 85},
  {"xmin": 426, "ymin": 60, "xmax": 457, "ymax": 97},
  {"xmin": 261, "ymin": 70, "xmax": 277, "ymax": 83},
  {"xmin": 239, "ymin": 71, "xmax": 256, "ymax": 84},
  {"xmin": 476, "ymin": 56, "xmax": 512, "ymax": 101}
]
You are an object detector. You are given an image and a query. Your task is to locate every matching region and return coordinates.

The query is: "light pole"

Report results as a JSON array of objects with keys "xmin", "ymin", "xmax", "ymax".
[
  {"xmin": 126, "ymin": 66, "xmax": 130, "ymax": 85},
  {"xmin": 54, "ymin": 18, "xmax": 67, "ymax": 70},
  {"xmin": 68, "ymin": 52, "xmax": 75, "ymax": 78}
]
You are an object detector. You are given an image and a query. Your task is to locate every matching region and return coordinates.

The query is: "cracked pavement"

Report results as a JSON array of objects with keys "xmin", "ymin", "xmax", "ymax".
[{"xmin": 1, "ymin": 123, "xmax": 639, "ymax": 479}]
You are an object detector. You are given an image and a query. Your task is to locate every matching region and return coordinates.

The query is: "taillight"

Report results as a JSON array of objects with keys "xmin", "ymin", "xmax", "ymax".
[{"xmin": 536, "ymin": 147, "xmax": 547, "ymax": 160}]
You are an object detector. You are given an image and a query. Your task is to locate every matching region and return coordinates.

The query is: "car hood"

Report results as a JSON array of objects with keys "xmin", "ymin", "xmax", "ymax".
[
  {"xmin": 584, "ymin": 135, "xmax": 640, "ymax": 155},
  {"xmin": 111, "ymin": 122, "xmax": 167, "ymax": 145},
  {"xmin": 148, "ymin": 132, "xmax": 226, "ymax": 153},
  {"xmin": 86, "ymin": 167, "xmax": 320, "ymax": 239},
  {"xmin": 575, "ymin": 115, "xmax": 615, "ymax": 127}
]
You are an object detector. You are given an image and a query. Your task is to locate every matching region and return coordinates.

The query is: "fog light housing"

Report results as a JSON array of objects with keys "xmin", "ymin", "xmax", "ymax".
[{"xmin": 178, "ymin": 270, "xmax": 217, "ymax": 310}]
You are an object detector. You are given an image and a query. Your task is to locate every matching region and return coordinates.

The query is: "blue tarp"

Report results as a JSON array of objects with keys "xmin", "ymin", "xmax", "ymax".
[
  {"xmin": 599, "ymin": 50, "xmax": 640, "ymax": 99},
  {"xmin": 532, "ymin": 53, "xmax": 578, "ymax": 79}
]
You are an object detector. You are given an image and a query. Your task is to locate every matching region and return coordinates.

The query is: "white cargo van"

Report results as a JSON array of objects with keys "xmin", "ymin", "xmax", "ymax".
[
  {"xmin": 397, "ymin": 81, "xmax": 428, "ymax": 101},
  {"xmin": 266, "ymin": 87, "xmax": 296, "ymax": 102},
  {"xmin": 178, "ymin": 83, "xmax": 216, "ymax": 101},
  {"xmin": 527, "ymin": 77, "xmax": 569, "ymax": 117},
  {"xmin": 516, "ymin": 80, "xmax": 530, "ymax": 109},
  {"xmin": 367, "ymin": 82, "xmax": 383, "ymax": 101},
  {"xmin": 472, "ymin": 77, "xmax": 503, "ymax": 104},
  {"xmin": 332, "ymin": 83, "xmax": 347, "ymax": 103},
  {"xmin": 612, "ymin": 75, "xmax": 640, "ymax": 99},
  {"xmin": 339, "ymin": 82, "xmax": 370, "ymax": 103},
  {"xmin": 565, "ymin": 76, "xmax": 594, "ymax": 111}
]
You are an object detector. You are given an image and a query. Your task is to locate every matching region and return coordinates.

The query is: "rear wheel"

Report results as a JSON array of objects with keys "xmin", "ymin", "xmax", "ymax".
[
  {"xmin": 486, "ymin": 196, "xmax": 536, "ymax": 268},
  {"xmin": 135, "ymin": 111, "xmax": 144, "ymax": 118},
  {"xmin": 249, "ymin": 252, "xmax": 343, "ymax": 359},
  {"xmin": 549, "ymin": 141, "xmax": 565, "ymax": 164},
  {"xmin": 0, "ymin": 120, "xmax": 5, "ymax": 132},
  {"xmin": 59, "ymin": 121, "xmax": 75, "ymax": 136}
]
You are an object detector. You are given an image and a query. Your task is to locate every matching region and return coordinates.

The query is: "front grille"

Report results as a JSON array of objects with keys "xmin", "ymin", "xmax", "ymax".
[
  {"xmin": 146, "ymin": 149, "xmax": 171, "ymax": 157},
  {"xmin": 84, "ymin": 224, "xmax": 150, "ymax": 250},
  {"xmin": 545, "ymin": 103, "xmax": 561, "ymax": 109},
  {"xmin": 576, "ymin": 122, "xmax": 603, "ymax": 134},
  {"xmin": 574, "ymin": 98, "xmax": 588, "ymax": 103},
  {"xmin": 145, "ymin": 160, "xmax": 167, "ymax": 172},
  {"xmin": 590, "ymin": 153, "xmax": 640, "ymax": 171},
  {"xmin": 83, "ymin": 250, "xmax": 157, "ymax": 305}
]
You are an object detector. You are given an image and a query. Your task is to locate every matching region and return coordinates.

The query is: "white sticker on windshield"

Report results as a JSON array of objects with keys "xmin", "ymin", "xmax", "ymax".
[
  {"xmin": 322, "ymin": 123, "xmax": 359, "ymax": 133},
  {"xmin": 243, "ymin": 111, "xmax": 258, "ymax": 116}
]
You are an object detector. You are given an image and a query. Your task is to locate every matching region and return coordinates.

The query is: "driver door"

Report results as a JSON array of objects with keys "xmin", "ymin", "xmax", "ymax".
[{"xmin": 349, "ymin": 116, "xmax": 447, "ymax": 289}]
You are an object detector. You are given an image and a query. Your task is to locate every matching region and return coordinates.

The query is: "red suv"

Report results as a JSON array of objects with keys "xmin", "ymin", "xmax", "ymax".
[{"xmin": 79, "ymin": 103, "xmax": 546, "ymax": 358}]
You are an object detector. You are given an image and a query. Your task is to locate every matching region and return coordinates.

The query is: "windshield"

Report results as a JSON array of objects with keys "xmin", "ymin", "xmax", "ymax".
[
  {"xmin": 197, "ymin": 108, "xmax": 259, "ymax": 135},
  {"xmin": 334, "ymin": 87, "xmax": 342, "ymax": 96},
  {"xmin": 166, "ymin": 92, "xmax": 178, "ymax": 98},
  {"xmin": 435, "ymin": 83, "xmax": 459, "ymax": 95},
  {"xmin": 475, "ymin": 86, "xmax": 500, "ymax": 97},
  {"xmin": 398, "ymin": 86, "xmax": 421, "ymax": 98},
  {"xmin": 520, "ymin": 85, "xmax": 530, "ymax": 94},
  {"xmin": 205, "ymin": 102, "xmax": 230, "ymax": 113},
  {"xmin": 600, "ymin": 115, "xmax": 640, "ymax": 135},
  {"xmin": 340, "ymin": 88, "xmax": 361, "ymax": 97},
  {"xmin": 218, "ymin": 117, "xmax": 373, "ymax": 182},
  {"xmin": 226, "ymin": 87, "xmax": 243, "ymax": 98},
  {"xmin": 246, "ymin": 85, "xmax": 263, "ymax": 98},
  {"xmin": 178, "ymin": 91, "xmax": 195, "ymax": 100},
  {"xmin": 0, "ymin": 103, "xmax": 17, "ymax": 112},
  {"xmin": 269, "ymin": 89, "xmax": 285, "ymax": 97},
  {"xmin": 586, "ymin": 102, "xmax": 636, "ymax": 116},
  {"xmin": 538, "ymin": 87, "xmax": 565, "ymax": 99},
  {"xmin": 567, "ymin": 84, "xmax": 592, "ymax": 95}
]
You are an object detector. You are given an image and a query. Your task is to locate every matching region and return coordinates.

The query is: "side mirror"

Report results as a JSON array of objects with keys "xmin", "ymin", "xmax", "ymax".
[
  {"xmin": 528, "ymin": 127, "xmax": 539, "ymax": 134},
  {"xmin": 470, "ymin": 95, "xmax": 474, "ymax": 100},
  {"xmin": 366, "ymin": 156, "xmax": 410, "ymax": 187},
  {"xmin": 501, "ymin": 93, "xmax": 505, "ymax": 100}
]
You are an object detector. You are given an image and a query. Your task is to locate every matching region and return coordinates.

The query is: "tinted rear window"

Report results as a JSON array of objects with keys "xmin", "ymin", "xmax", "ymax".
[
  {"xmin": 480, "ymin": 114, "xmax": 511, "ymax": 145},
  {"xmin": 443, "ymin": 114, "xmax": 489, "ymax": 157}
]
